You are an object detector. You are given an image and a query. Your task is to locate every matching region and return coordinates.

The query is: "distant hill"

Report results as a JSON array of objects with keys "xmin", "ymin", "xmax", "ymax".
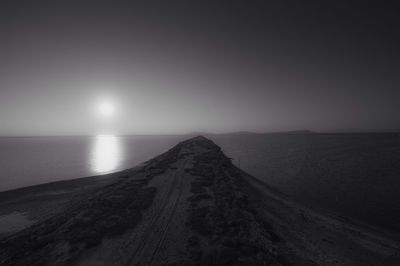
[
  {"xmin": 188, "ymin": 130, "xmax": 315, "ymax": 136},
  {"xmin": 222, "ymin": 130, "xmax": 315, "ymax": 135},
  {"xmin": 267, "ymin": 130, "xmax": 315, "ymax": 134}
]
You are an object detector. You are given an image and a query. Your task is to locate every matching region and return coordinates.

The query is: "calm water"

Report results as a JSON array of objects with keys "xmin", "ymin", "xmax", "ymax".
[
  {"xmin": 0, "ymin": 134, "xmax": 400, "ymax": 233},
  {"xmin": 0, "ymin": 135, "xmax": 186, "ymax": 192},
  {"xmin": 213, "ymin": 133, "xmax": 400, "ymax": 234}
]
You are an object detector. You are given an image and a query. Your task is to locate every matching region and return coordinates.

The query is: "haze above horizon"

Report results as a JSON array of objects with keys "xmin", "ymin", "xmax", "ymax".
[{"xmin": 1, "ymin": 1, "xmax": 399, "ymax": 135}]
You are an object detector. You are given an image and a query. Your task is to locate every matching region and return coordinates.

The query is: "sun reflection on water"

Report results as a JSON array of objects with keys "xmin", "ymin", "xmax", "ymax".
[{"xmin": 91, "ymin": 134, "xmax": 122, "ymax": 174}]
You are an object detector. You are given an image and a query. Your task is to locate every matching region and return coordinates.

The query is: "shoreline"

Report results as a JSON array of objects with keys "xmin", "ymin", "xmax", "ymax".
[
  {"xmin": 0, "ymin": 136, "xmax": 399, "ymax": 265},
  {"xmin": 1, "ymin": 152, "xmax": 399, "ymax": 242}
]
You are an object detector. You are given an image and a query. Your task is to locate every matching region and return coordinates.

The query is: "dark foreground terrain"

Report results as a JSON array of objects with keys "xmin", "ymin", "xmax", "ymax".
[{"xmin": 0, "ymin": 136, "xmax": 399, "ymax": 265}]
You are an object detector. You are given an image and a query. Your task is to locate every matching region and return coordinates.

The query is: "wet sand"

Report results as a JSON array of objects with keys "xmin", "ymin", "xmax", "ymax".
[{"xmin": 0, "ymin": 212, "xmax": 33, "ymax": 234}]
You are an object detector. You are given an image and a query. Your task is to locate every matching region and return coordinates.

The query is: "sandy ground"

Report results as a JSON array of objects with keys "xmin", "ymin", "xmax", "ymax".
[
  {"xmin": 0, "ymin": 175, "xmax": 118, "ymax": 238},
  {"xmin": 77, "ymin": 146, "xmax": 203, "ymax": 266},
  {"xmin": 76, "ymin": 138, "xmax": 400, "ymax": 265},
  {"xmin": 0, "ymin": 212, "xmax": 33, "ymax": 234},
  {"xmin": 1, "ymin": 136, "xmax": 399, "ymax": 265}
]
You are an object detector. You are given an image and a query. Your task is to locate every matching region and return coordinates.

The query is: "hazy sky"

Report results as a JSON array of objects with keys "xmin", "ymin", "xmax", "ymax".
[{"xmin": 0, "ymin": 1, "xmax": 399, "ymax": 135}]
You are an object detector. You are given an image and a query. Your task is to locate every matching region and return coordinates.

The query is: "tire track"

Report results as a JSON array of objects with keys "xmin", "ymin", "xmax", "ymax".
[
  {"xmin": 125, "ymin": 158, "xmax": 188, "ymax": 266},
  {"xmin": 148, "ymin": 159, "xmax": 187, "ymax": 266}
]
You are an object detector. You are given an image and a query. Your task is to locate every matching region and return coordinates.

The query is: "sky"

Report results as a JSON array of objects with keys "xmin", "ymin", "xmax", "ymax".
[{"xmin": 0, "ymin": 1, "xmax": 399, "ymax": 135}]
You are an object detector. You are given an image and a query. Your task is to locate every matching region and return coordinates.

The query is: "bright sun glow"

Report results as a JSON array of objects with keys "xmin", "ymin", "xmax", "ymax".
[{"xmin": 98, "ymin": 101, "xmax": 115, "ymax": 117}]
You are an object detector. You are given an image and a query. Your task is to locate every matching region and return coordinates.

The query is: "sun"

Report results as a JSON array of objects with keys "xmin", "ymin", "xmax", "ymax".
[{"xmin": 98, "ymin": 101, "xmax": 115, "ymax": 118}]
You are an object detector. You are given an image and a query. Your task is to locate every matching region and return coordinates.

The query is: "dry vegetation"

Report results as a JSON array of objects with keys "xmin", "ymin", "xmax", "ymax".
[
  {"xmin": 1, "ymin": 136, "xmax": 399, "ymax": 266},
  {"xmin": 180, "ymin": 139, "xmax": 288, "ymax": 266},
  {"xmin": 0, "ymin": 168, "xmax": 162, "ymax": 265}
]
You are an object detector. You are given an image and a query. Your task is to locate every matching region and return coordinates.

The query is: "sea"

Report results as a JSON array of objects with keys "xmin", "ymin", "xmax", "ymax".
[{"xmin": 0, "ymin": 133, "xmax": 399, "ymax": 234}]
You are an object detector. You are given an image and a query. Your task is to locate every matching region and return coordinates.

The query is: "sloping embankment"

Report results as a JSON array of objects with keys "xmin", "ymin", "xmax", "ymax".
[{"xmin": 0, "ymin": 136, "xmax": 399, "ymax": 265}]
